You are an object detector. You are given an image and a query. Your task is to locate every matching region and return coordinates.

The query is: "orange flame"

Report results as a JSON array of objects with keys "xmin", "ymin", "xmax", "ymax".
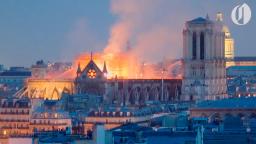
[
  {"xmin": 74, "ymin": 52, "xmax": 140, "ymax": 79},
  {"xmin": 44, "ymin": 52, "xmax": 182, "ymax": 80}
]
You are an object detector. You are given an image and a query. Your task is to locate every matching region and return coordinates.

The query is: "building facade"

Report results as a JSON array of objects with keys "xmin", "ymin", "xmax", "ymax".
[
  {"xmin": 0, "ymin": 98, "xmax": 72, "ymax": 137},
  {"xmin": 227, "ymin": 67, "xmax": 256, "ymax": 97},
  {"xmin": 75, "ymin": 56, "xmax": 107, "ymax": 96},
  {"xmin": 105, "ymin": 79, "xmax": 181, "ymax": 106},
  {"xmin": 233, "ymin": 57, "xmax": 256, "ymax": 67},
  {"xmin": 84, "ymin": 106, "xmax": 166, "ymax": 134},
  {"xmin": 14, "ymin": 79, "xmax": 74, "ymax": 100},
  {"xmin": 224, "ymin": 25, "xmax": 235, "ymax": 68},
  {"xmin": 31, "ymin": 60, "xmax": 48, "ymax": 79},
  {"xmin": 0, "ymin": 98, "xmax": 31, "ymax": 136},
  {"xmin": 182, "ymin": 15, "xmax": 227, "ymax": 101},
  {"xmin": 75, "ymin": 56, "xmax": 182, "ymax": 106},
  {"xmin": 0, "ymin": 67, "xmax": 31, "ymax": 92},
  {"xmin": 189, "ymin": 98, "xmax": 256, "ymax": 126},
  {"xmin": 30, "ymin": 106, "xmax": 71, "ymax": 132}
]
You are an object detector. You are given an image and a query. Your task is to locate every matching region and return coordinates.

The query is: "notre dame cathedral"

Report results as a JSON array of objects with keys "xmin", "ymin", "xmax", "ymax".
[
  {"xmin": 75, "ymin": 54, "xmax": 181, "ymax": 106},
  {"xmin": 75, "ymin": 14, "xmax": 229, "ymax": 104}
]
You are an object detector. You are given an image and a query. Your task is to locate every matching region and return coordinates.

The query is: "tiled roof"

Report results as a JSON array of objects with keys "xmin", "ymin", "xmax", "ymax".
[
  {"xmin": 0, "ymin": 71, "xmax": 31, "ymax": 76},
  {"xmin": 227, "ymin": 66, "xmax": 256, "ymax": 71},
  {"xmin": 0, "ymin": 98, "xmax": 31, "ymax": 108},
  {"xmin": 88, "ymin": 105, "xmax": 164, "ymax": 117},
  {"xmin": 234, "ymin": 56, "xmax": 256, "ymax": 61},
  {"xmin": 187, "ymin": 17, "xmax": 212, "ymax": 24},
  {"xmin": 195, "ymin": 97, "xmax": 256, "ymax": 109}
]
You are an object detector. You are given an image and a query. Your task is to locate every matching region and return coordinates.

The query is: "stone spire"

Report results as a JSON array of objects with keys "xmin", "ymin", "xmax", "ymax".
[
  {"xmin": 103, "ymin": 61, "xmax": 108, "ymax": 74},
  {"xmin": 77, "ymin": 62, "xmax": 82, "ymax": 76},
  {"xmin": 90, "ymin": 51, "xmax": 93, "ymax": 61}
]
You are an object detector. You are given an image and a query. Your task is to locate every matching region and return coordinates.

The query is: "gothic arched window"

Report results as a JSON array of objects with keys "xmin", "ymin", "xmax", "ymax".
[
  {"xmin": 192, "ymin": 32, "xmax": 197, "ymax": 60},
  {"xmin": 200, "ymin": 32, "xmax": 205, "ymax": 60}
]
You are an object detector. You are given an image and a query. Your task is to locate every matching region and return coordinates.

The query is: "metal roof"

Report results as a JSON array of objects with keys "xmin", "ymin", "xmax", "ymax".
[
  {"xmin": 187, "ymin": 17, "xmax": 212, "ymax": 24},
  {"xmin": 195, "ymin": 97, "xmax": 256, "ymax": 109},
  {"xmin": 0, "ymin": 71, "xmax": 31, "ymax": 76}
]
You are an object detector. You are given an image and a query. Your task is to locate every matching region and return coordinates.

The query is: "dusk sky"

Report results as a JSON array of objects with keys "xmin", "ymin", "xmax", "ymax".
[{"xmin": 0, "ymin": 0, "xmax": 255, "ymax": 67}]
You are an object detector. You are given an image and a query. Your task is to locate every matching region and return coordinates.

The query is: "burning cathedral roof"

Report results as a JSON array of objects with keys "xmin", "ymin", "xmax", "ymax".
[{"xmin": 42, "ymin": 52, "xmax": 182, "ymax": 80}]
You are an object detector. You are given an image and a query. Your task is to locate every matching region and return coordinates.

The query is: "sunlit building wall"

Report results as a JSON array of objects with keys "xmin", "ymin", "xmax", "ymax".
[
  {"xmin": 223, "ymin": 25, "xmax": 235, "ymax": 68},
  {"xmin": 31, "ymin": 60, "xmax": 47, "ymax": 79},
  {"xmin": 30, "ymin": 112, "xmax": 72, "ymax": 132},
  {"xmin": 0, "ymin": 98, "xmax": 32, "ymax": 136},
  {"xmin": 83, "ymin": 107, "xmax": 165, "ymax": 135},
  {"xmin": 15, "ymin": 79, "xmax": 74, "ymax": 100},
  {"xmin": 29, "ymin": 99, "xmax": 72, "ymax": 132}
]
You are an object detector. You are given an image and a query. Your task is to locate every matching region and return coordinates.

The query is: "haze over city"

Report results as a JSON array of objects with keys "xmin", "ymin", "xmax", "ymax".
[
  {"xmin": 0, "ymin": 0, "xmax": 255, "ymax": 67},
  {"xmin": 1, "ymin": 1, "xmax": 256, "ymax": 144}
]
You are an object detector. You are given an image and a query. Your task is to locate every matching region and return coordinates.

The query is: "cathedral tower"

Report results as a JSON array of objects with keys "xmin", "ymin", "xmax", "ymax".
[{"xmin": 182, "ymin": 15, "xmax": 227, "ymax": 101}]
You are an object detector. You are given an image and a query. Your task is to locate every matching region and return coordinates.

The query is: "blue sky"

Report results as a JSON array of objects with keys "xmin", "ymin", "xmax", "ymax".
[{"xmin": 0, "ymin": 0, "xmax": 255, "ymax": 67}]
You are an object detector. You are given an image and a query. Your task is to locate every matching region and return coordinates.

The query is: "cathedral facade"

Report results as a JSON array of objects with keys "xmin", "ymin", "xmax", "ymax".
[
  {"xmin": 181, "ymin": 14, "xmax": 227, "ymax": 101},
  {"xmin": 75, "ymin": 55, "xmax": 181, "ymax": 106},
  {"xmin": 75, "ymin": 55, "xmax": 107, "ymax": 96}
]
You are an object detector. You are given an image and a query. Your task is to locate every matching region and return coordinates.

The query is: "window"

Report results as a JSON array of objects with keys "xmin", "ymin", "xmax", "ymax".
[
  {"xmin": 191, "ymin": 66, "xmax": 196, "ymax": 77},
  {"xmin": 190, "ymin": 95, "xmax": 193, "ymax": 101},
  {"xmin": 192, "ymin": 32, "xmax": 197, "ymax": 60},
  {"xmin": 200, "ymin": 32, "xmax": 205, "ymax": 60},
  {"xmin": 200, "ymin": 66, "xmax": 205, "ymax": 77}
]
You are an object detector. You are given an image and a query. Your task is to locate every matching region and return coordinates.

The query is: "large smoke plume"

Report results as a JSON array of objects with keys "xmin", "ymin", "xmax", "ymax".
[
  {"xmin": 61, "ymin": 0, "xmax": 218, "ymax": 79},
  {"xmin": 104, "ymin": 0, "xmax": 191, "ymax": 62}
]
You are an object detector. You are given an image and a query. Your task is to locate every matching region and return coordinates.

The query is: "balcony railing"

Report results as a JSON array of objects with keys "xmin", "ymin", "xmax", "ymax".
[
  {"xmin": 30, "ymin": 122, "xmax": 69, "ymax": 126},
  {"xmin": 0, "ymin": 112, "xmax": 30, "ymax": 115},
  {"xmin": 0, "ymin": 119, "xmax": 29, "ymax": 122},
  {"xmin": 1, "ymin": 126, "xmax": 29, "ymax": 129}
]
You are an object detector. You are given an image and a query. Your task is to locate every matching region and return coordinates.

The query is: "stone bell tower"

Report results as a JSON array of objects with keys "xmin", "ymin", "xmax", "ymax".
[{"xmin": 181, "ymin": 14, "xmax": 227, "ymax": 101}]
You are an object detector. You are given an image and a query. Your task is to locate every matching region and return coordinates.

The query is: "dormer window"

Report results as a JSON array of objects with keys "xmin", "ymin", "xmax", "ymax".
[{"xmin": 44, "ymin": 113, "xmax": 48, "ymax": 118}]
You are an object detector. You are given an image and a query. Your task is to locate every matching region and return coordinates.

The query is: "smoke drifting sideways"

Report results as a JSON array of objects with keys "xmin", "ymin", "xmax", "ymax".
[
  {"xmin": 51, "ymin": 0, "xmax": 209, "ymax": 79},
  {"xmin": 93, "ymin": 0, "xmax": 184, "ymax": 79},
  {"xmin": 104, "ymin": 0, "xmax": 187, "ymax": 62}
]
